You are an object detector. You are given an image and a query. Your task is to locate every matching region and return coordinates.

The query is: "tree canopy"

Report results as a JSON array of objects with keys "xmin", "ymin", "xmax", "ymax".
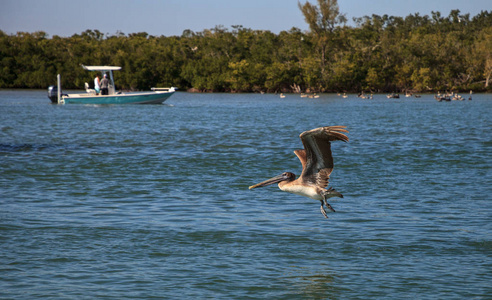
[{"xmin": 0, "ymin": 7, "xmax": 491, "ymax": 93}]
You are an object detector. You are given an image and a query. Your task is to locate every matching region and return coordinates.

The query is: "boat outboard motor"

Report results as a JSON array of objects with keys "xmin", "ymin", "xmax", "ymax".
[{"xmin": 47, "ymin": 85, "xmax": 59, "ymax": 103}]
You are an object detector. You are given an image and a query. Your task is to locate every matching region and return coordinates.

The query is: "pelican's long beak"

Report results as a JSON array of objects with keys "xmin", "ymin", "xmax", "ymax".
[{"xmin": 249, "ymin": 174, "xmax": 287, "ymax": 189}]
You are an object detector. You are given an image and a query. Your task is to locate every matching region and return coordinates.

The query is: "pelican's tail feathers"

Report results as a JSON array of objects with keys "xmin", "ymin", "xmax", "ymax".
[{"xmin": 322, "ymin": 187, "xmax": 343, "ymax": 199}]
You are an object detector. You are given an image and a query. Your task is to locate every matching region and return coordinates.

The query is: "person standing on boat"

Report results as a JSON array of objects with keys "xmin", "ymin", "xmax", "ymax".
[
  {"xmin": 94, "ymin": 75, "xmax": 101, "ymax": 95},
  {"xmin": 100, "ymin": 74, "xmax": 109, "ymax": 95}
]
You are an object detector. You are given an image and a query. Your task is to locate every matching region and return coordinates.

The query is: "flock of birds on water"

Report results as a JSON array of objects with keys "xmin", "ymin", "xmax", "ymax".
[{"xmin": 276, "ymin": 91, "xmax": 473, "ymax": 101}]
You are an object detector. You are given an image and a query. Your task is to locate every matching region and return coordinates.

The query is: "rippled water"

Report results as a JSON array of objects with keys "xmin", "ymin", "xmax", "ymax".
[{"xmin": 1, "ymin": 90, "xmax": 491, "ymax": 298}]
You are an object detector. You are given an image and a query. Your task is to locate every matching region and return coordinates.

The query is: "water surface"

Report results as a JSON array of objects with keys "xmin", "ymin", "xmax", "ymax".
[{"xmin": 1, "ymin": 91, "xmax": 491, "ymax": 298}]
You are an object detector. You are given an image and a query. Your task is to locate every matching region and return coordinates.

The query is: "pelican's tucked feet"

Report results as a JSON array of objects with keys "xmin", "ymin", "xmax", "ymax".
[
  {"xmin": 325, "ymin": 202, "xmax": 336, "ymax": 212},
  {"xmin": 319, "ymin": 187, "xmax": 342, "ymax": 218},
  {"xmin": 320, "ymin": 202, "xmax": 329, "ymax": 218},
  {"xmin": 319, "ymin": 200, "xmax": 335, "ymax": 218}
]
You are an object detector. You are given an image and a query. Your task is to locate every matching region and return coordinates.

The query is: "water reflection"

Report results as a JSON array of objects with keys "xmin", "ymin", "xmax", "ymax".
[{"xmin": 284, "ymin": 266, "xmax": 340, "ymax": 298}]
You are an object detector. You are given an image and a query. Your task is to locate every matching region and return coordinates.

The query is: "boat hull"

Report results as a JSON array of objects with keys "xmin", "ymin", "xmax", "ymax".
[{"xmin": 59, "ymin": 91, "xmax": 174, "ymax": 105}]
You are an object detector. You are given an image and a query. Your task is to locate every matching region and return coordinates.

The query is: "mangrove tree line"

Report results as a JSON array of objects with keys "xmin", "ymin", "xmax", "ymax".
[{"xmin": 0, "ymin": 3, "xmax": 491, "ymax": 93}]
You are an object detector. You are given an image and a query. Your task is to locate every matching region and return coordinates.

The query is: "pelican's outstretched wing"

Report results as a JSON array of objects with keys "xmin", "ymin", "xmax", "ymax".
[{"xmin": 296, "ymin": 126, "xmax": 349, "ymax": 188}]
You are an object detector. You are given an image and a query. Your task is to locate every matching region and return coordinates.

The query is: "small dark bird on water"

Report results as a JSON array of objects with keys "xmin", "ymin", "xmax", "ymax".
[{"xmin": 249, "ymin": 126, "xmax": 349, "ymax": 218}]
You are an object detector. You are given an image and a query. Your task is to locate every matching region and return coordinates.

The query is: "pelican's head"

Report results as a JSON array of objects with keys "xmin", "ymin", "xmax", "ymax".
[{"xmin": 249, "ymin": 172, "xmax": 296, "ymax": 189}]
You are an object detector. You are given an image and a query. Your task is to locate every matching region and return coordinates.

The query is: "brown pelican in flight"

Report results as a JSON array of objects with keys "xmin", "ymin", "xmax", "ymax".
[{"xmin": 249, "ymin": 126, "xmax": 349, "ymax": 218}]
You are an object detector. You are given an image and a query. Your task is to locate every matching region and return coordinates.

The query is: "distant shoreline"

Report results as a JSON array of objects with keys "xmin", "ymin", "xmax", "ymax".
[{"xmin": 1, "ymin": 88, "xmax": 489, "ymax": 95}]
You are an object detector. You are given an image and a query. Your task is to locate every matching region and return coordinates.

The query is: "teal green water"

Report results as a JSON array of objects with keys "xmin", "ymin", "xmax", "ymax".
[{"xmin": 1, "ymin": 91, "xmax": 491, "ymax": 298}]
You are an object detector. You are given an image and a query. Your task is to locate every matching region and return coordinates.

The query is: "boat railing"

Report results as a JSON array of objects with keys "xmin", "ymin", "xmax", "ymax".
[{"xmin": 151, "ymin": 87, "xmax": 177, "ymax": 92}]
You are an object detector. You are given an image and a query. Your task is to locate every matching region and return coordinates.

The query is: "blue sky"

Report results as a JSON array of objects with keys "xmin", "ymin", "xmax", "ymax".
[{"xmin": 1, "ymin": 0, "xmax": 490, "ymax": 37}]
